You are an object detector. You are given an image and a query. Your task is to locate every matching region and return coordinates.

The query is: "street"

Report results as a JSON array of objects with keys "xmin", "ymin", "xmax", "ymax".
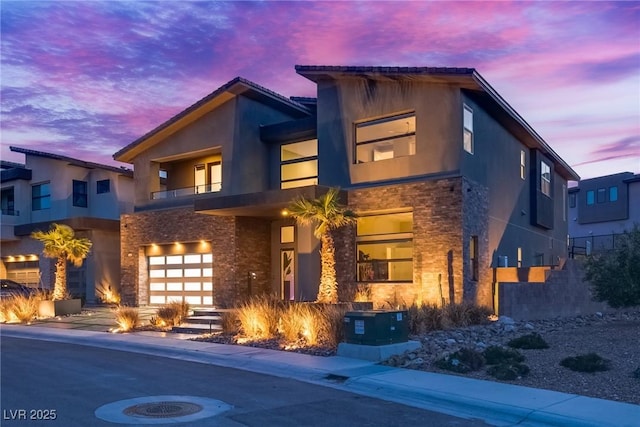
[{"xmin": 1, "ymin": 336, "xmax": 491, "ymax": 426}]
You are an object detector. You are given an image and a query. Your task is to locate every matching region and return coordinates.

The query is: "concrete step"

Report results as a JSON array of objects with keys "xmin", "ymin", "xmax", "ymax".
[
  {"xmin": 184, "ymin": 315, "xmax": 221, "ymax": 325},
  {"xmin": 191, "ymin": 308, "xmax": 233, "ymax": 317},
  {"xmin": 172, "ymin": 322, "xmax": 222, "ymax": 334}
]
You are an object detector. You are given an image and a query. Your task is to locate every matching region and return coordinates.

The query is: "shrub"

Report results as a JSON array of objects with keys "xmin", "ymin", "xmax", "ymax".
[
  {"xmin": 444, "ymin": 302, "xmax": 491, "ymax": 328},
  {"xmin": 560, "ymin": 353, "xmax": 610, "ymax": 373},
  {"xmin": 236, "ymin": 294, "xmax": 282, "ymax": 339},
  {"xmin": 483, "ymin": 346, "xmax": 525, "ymax": 365},
  {"xmin": 114, "ymin": 306, "xmax": 139, "ymax": 332},
  {"xmin": 353, "ymin": 284, "xmax": 372, "ymax": 302},
  {"xmin": 584, "ymin": 226, "xmax": 640, "ymax": 308},
  {"xmin": 434, "ymin": 348, "xmax": 485, "ymax": 373},
  {"xmin": 0, "ymin": 291, "xmax": 47, "ymax": 323},
  {"xmin": 487, "ymin": 363, "xmax": 530, "ymax": 380},
  {"xmin": 154, "ymin": 300, "xmax": 190, "ymax": 326},
  {"xmin": 508, "ymin": 333, "xmax": 549, "ymax": 349},
  {"xmin": 220, "ymin": 310, "xmax": 240, "ymax": 335},
  {"xmin": 316, "ymin": 303, "xmax": 351, "ymax": 348},
  {"xmin": 280, "ymin": 303, "xmax": 322, "ymax": 344},
  {"xmin": 406, "ymin": 302, "xmax": 491, "ymax": 334}
]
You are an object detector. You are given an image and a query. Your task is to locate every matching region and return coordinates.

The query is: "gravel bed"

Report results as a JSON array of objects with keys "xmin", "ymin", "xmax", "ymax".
[{"xmin": 382, "ymin": 310, "xmax": 640, "ymax": 405}]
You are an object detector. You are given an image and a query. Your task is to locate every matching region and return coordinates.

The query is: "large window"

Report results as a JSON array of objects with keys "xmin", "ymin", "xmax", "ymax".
[
  {"xmin": 356, "ymin": 212, "xmax": 413, "ymax": 282},
  {"xmin": 194, "ymin": 162, "xmax": 222, "ymax": 194},
  {"xmin": 540, "ymin": 161, "xmax": 551, "ymax": 197},
  {"xmin": 281, "ymin": 139, "xmax": 318, "ymax": 189},
  {"xmin": 32, "ymin": 182, "xmax": 51, "ymax": 210},
  {"xmin": 586, "ymin": 190, "xmax": 595, "ymax": 205},
  {"xmin": 463, "ymin": 105, "xmax": 473, "ymax": 154},
  {"xmin": 1, "ymin": 187, "xmax": 15, "ymax": 215},
  {"xmin": 97, "ymin": 179, "xmax": 111, "ymax": 194},
  {"xmin": 609, "ymin": 186, "xmax": 618, "ymax": 202},
  {"xmin": 355, "ymin": 112, "xmax": 416, "ymax": 163},
  {"xmin": 73, "ymin": 180, "xmax": 88, "ymax": 207}
]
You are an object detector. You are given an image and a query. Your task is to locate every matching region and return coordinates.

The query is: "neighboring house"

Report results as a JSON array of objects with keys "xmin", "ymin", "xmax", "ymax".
[
  {"xmin": 0, "ymin": 147, "xmax": 134, "ymax": 303},
  {"xmin": 114, "ymin": 67, "xmax": 579, "ymax": 310},
  {"xmin": 568, "ymin": 172, "xmax": 640, "ymax": 255}
]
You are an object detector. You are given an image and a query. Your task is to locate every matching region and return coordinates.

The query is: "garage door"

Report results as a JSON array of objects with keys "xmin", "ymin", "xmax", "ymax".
[
  {"xmin": 148, "ymin": 253, "xmax": 213, "ymax": 306},
  {"xmin": 5, "ymin": 260, "xmax": 40, "ymax": 286}
]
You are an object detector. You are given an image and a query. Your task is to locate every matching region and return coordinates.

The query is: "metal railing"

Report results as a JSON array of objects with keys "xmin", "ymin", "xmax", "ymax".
[
  {"xmin": 151, "ymin": 183, "xmax": 221, "ymax": 200},
  {"xmin": 569, "ymin": 233, "xmax": 624, "ymax": 258}
]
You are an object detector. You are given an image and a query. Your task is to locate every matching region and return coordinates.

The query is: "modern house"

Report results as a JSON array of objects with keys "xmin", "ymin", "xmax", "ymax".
[
  {"xmin": 114, "ymin": 66, "xmax": 579, "ymax": 310},
  {"xmin": 568, "ymin": 172, "xmax": 640, "ymax": 255},
  {"xmin": 0, "ymin": 147, "xmax": 134, "ymax": 303}
]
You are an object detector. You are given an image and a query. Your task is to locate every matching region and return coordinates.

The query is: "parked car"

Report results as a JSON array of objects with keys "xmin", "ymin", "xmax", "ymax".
[{"xmin": 0, "ymin": 279, "xmax": 38, "ymax": 299}]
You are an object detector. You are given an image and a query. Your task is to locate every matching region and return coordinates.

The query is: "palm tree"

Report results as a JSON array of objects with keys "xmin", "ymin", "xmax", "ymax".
[
  {"xmin": 287, "ymin": 188, "xmax": 355, "ymax": 303},
  {"xmin": 31, "ymin": 224, "xmax": 92, "ymax": 301}
]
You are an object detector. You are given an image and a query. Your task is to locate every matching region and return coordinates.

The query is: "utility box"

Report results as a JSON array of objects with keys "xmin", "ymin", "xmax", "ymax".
[{"xmin": 343, "ymin": 310, "xmax": 409, "ymax": 346}]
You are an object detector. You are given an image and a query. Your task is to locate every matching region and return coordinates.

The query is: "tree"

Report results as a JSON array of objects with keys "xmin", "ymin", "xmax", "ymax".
[
  {"xmin": 584, "ymin": 226, "xmax": 640, "ymax": 308},
  {"xmin": 287, "ymin": 188, "xmax": 356, "ymax": 303},
  {"xmin": 31, "ymin": 223, "xmax": 92, "ymax": 301}
]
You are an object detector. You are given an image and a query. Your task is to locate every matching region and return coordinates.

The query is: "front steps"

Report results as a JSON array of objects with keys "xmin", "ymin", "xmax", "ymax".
[{"xmin": 172, "ymin": 307, "xmax": 232, "ymax": 334}]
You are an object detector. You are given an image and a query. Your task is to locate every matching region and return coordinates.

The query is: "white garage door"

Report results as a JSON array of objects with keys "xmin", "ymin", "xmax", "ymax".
[{"xmin": 148, "ymin": 253, "xmax": 213, "ymax": 306}]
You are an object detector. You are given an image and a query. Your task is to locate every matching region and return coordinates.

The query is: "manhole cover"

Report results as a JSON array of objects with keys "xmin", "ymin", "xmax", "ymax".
[
  {"xmin": 95, "ymin": 395, "xmax": 232, "ymax": 424},
  {"xmin": 124, "ymin": 401, "xmax": 203, "ymax": 418}
]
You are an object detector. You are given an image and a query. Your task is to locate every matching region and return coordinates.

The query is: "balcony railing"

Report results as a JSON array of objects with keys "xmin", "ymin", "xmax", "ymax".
[{"xmin": 151, "ymin": 183, "xmax": 221, "ymax": 200}]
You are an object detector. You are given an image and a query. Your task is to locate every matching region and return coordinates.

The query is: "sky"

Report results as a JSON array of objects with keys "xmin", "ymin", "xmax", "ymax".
[{"xmin": 1, "ymin": 1, "xmax": 638, "ymax": 181}]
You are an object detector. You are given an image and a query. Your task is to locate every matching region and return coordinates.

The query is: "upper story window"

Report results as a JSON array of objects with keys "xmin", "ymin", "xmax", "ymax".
[
  {"xmin": 356, "ymin": 211, "xmax": 413, "ymax": 282},
  {"xmin": 1, "ymin": 187, "xmax": 15, "ymax": 215},
  {"xmin": 609, "ymin": 186, "xmax": 618, "ymax": 202},
  {"xmin": 194, "ymin": 162, "xmax": 222, "ymax": 194},
  {"xmin": 32, "ymin": 182, "xmax": 51, "ymax": 210},
  {"xmin": 586, "ymin": 190, "xmax": 595, "ymax": 205},
  {"xmin": 73, "ymin": 180, "xmax": 88, "ymax": 207},
  {"xmin": 597, "ymin": 188, "xmax": 606, "ymax": 203},
  {"xmin": 540, "ymin": 161, "xmax": 551, "ymax": 197},
  {"xmin": 463, "ymin": 105, "xmax": 473, "ymax": 154},
  {"xmin": 569, "ymin": 193, "xmax": 576, "ymax": 208},
  {"xmin": 281, "ymin": 139, "xmax": 318, "ymax": 189},
  {"xmin": 97, "ymin": 179, "xmax": 111, "ymax": 194},
  {"xmin": 520, "ymin": 150, "xmax": 526, "ymax": 180},
  {"xmin": 355, "ymin": 112, "xmax": 415, "ymax": 163}
]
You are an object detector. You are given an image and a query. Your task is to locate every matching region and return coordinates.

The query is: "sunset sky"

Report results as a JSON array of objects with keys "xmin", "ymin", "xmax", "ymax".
[{"xmin": 1, "ymin": 1, "xmax": 638, "ymax": 180}]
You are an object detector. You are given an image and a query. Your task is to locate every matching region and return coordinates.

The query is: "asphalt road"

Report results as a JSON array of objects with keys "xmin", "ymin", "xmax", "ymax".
[{"xmin": 0, "ymin": 336, "xmax": 492, "ymax": 427}]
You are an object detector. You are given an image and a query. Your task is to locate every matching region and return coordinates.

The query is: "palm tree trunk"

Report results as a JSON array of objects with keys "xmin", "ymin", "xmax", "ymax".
[
  {"xmin": 52, "ymin": 256, "xmax": 67, "ymax": 301},
  {"xmin": 317, "ymin": 232, "xmax": 338, "ymax": 304}
]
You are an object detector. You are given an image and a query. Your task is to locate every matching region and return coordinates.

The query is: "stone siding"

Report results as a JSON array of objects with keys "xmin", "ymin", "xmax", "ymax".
[
  {"xmin": 334, "ymin": 177, "xmax": 491, "ymax": 309},
  {"xmin": 120, "ymin": 207, "xmax": 271, "ymax": 307}
]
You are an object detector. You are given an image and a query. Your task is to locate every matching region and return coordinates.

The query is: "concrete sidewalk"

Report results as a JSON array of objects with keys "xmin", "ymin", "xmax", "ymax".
[{"xmin": 2, "ymin": 322, "xmax": 638, "ymax": 427}]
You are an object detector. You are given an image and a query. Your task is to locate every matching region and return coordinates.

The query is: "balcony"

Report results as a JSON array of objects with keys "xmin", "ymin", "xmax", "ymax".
[
  {"xmin": 152, "ymin": 183, "xmax": 222, "ymax": 200},
  {"xmin": 1, "ymin": 210, "xmax": 19, "ymax": 241}
]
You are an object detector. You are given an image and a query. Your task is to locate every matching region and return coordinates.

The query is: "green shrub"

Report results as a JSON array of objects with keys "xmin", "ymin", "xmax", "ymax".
[
  {"xmin": 508, "ymin": 333, "xmax": 549, "ymax": 349},
  {"xmin": 560, "ymin": 353, "xmax": 610, "ymax": 373},
  {"xmin": 406, "ymin": 302, "xmax": 491, "ymax": 334},
  {"xmin": 584, "ymin": 226, "xmax": 640, "ymax": 308},
  {"xmin": 487, "ymin": 363, "xmax": 530, "ymax": 380},
  {"xmin": 434, "ymin": 348, "xmax": 485, "ymax": 373},
  {"xmin": 483, "ymin": 346, "xmax": 525, "ymax": 365}
]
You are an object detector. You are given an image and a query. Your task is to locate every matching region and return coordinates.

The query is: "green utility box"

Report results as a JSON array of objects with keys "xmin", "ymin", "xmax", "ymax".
[{"xmin": 343, "ymin": 310, "xmax": 409, "ymax": 346}]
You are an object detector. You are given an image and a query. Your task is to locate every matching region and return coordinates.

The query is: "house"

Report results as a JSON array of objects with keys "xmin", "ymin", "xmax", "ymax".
[
  {"xmin": 0, "ymin": 147, "xmax": 134, "ymax": 303},
  {"xmin": 568, "ymin": 172, "xmax": 640, "ymax": 255},
  {"xmin": 114, "ymin": 66, "xmax": 579, "ymax": 310}
]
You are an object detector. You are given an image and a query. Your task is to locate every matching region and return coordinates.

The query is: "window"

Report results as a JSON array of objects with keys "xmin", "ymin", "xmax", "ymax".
[
  {"xmin": 73, "ymin": 180, "xmax": 88, "ymax": 207},
  {"xmin": 281, "ymin": 139, "xmax": 318, "ymax": 189},
  {"xmin": 470, "ymin": 236, "xmax": 479, "ymax": 281},
  {"xmin": 1, "ymin": 187, "xmax": 15, "ymax": 215},
  {"xmin": 356, "ymin": 212, "xmax": 413, "ymax": 282},
  {"xmin": 540, "ymin": 161, "xmax": 551, "ymax": 196},
  {"xmin": 520, "ymin": 150, "xmax": 526, "ymax": 180},
  {"xmin": 97, "ymin": 179, "xmax": 110, "ymax": 194},
  {"xmin": 355, "ymin": 112, "xmax": 415, "ymax": 163},
  {"xmin": 562, "ymin": 184, "xmax": 566, "ymax": 221},
  {"xmin": 194, "ymin": 162, "xmax": 222, "ymax": 194},
  {"xmin": 586, "ymin": 190, "xmax": 595, "ymax": 205},
  {"xmin": 463, "ymin": 105, "xmax": 473, "ymax": 154},
  {"xmin": 569, "ymin": 193, "xmax": 576, "ymax": 208},
  {"xmin": 32, "ymin": 182, "xmax": 51, "ymax": 210},
  {"xmin": 280, "ymin": 226, "xmax": 294, "ymax": 243},
  {"xmin": 597, "ymin": 188, "xmax": 606, "ymax": 203},
  {"xmin": 609, "ymin": 186, "xmax": 618, "ymax": 202}
]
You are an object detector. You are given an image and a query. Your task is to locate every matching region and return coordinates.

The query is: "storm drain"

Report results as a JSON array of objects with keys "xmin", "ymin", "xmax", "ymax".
[
  {"xmin": 124, "ymin": 401, "xmax": 203, "ymax": 418},
  {"xmin": 95, "ymin": 395, "xmax": 232, "ymax": 424}
]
